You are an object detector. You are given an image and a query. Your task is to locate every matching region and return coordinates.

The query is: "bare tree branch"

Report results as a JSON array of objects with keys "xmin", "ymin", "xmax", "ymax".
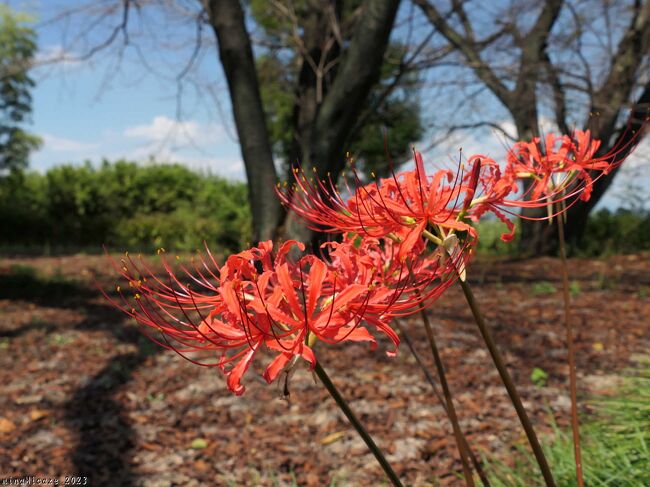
[
  {"xmin": 412, "ymin": 0, "xmax": 513, "ymax": 108},
  {"xmin": 590, "ymin": 0, "xmax": 650, "ymax": 141},
  {"xmin": 541, "ymin": 50, "xmax": 570, "ymax": 134}
]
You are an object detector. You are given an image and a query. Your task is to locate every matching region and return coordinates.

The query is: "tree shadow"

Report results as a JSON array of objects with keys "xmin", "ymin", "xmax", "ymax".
[
  {"xmin": 0, "ymin": 321, "xmax": 58, "ymax": 338},
  {"xmin": 0, "ymin": 265, "xmax": 162, "ymax": 484},
  {"xmin": 59, "ymin": 289, "xmax": 163, "ymax": 485},
  {"xmin": 63, "ymin": 350, "xmax": 150, "ymax": 486},
  {"xmin": 0, "ymin": 265, "xmax": 95, "ymax": 307}
]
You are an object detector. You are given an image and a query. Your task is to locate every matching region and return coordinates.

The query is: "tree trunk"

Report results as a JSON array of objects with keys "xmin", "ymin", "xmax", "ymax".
[
  {"xmin": 519, "ymin": 1, "xmax": 650, "ymax": 255},
  {"xmin": 282, "ymin": 0, "xmax": 402, "ymax": 248},
  {"xmin": 205, "ymin": 0, "xmax": 283, "ymax": 243}
]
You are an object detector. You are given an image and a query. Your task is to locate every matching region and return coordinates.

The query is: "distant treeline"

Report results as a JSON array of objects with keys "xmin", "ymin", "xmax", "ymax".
[
  {"xmin": 0, "ymin": 161, "xmax": 251, "ymax": 254},
  {"xmin": 1, "ymin": 161, "xmax": 648, "ymax": 257}
]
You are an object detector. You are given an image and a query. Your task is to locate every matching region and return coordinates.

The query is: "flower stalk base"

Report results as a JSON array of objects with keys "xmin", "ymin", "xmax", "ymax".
[
  {"xmin": 313, "ymin": 361, "xmax": 404, "ymax": 487},
  {"xmin": 458, "ymin": 279, "xmax": 556, "ymax": 487},
  {"xmin": 556, "ymin": 214, "xmax": 584, "ymax": 487}
]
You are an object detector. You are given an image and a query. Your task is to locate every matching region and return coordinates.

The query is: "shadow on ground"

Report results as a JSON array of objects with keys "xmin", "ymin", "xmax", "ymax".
[{"xmin": 0, "ymin": 264, "xmax": 161, "ymax": 485}]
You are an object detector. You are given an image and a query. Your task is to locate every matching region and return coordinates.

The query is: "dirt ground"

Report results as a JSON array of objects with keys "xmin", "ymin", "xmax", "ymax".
[{"xmin": 1, "ymin": 252, "xmax": 649, "ymax": 486}]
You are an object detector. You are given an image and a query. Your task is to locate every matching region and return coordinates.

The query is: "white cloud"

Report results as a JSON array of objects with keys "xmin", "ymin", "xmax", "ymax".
[
  {"xmin": 179, "ymin": 156, "xmax": 246, "ymax": 180},
  {"xmin": 116, "ymin": 115, "xmax": 241, "ymax": 177},
  {"xmin": 621, "ymin": 137, "xmax": 650, "ymax": 170},
  {"xmin": 124, "ymin": 116, "xmax": 224, "ymax": 146},
  {"xmin": 40, "ymin": 133, "xmax": 99, "ymax": 153},
  {"xmin": 35, "ymin": 45, "xmax": 83, "ymax": 68}
]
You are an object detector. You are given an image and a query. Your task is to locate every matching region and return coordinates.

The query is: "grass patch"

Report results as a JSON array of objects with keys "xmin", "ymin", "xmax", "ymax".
[
  {"xmin": 569, "ymin": 280, "xmax": 581, "ymax": 297},
  {"xmin": 531, "ymin": 281, "xmax": 557, "ymax": 295},
  {"xmin": 485, "ymin": 363, "xmax": 650, "ymax": 486}
]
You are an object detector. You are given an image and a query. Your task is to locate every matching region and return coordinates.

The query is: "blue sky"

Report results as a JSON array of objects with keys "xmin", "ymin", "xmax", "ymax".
[
  {"xmin": 23, "ymin": 0, "xmax": 247, "ymax": 179},
  {"xmin": 10, "ymin": 1, "xmax": 649, "ymax": 209}
]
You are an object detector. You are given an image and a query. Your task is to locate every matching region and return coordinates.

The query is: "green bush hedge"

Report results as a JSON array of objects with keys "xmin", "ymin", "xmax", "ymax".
[
  {"xmin": 1, "ymin": 162, "xmax": 647, "ymax": 257},
  {"xmin": 0, "ymin": 160, "xmax": 251, "ymax": 254},
  {"xmin": 580, "ymin": 208, "xmax": 650, "ymax": 256},
  {"xmin": 474, "ymin": 209, "xmax": 650, "ymax": 257}
]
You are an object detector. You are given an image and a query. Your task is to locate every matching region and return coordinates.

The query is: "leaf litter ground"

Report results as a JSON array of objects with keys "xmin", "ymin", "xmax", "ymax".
[{"xmin": 0, "ymin": 253, "xmax": 648, "ymax": 486}]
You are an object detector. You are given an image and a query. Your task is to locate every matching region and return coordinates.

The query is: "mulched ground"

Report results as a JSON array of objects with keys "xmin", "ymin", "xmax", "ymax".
[{"xmin": 0, "ymin": 252, "xmax": 648, "ymax": 486}]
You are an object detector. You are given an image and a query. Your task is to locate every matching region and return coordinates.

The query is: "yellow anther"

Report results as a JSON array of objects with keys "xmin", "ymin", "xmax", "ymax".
[
  {"xmin": 135, "ymin": 293, "xmax": 141, "ymax": 300},
  {"xmin": 116, "ymin": 285, "xmax": 121, "ymax": 292}
]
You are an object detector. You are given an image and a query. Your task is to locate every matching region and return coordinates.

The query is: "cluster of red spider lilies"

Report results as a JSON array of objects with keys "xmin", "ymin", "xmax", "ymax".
[{"xmin": 105, "ymin": 127, "xmax": 639, "ymax": 486}]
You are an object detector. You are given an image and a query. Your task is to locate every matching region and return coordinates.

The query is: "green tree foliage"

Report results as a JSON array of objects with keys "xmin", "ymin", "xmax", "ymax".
[
  {"xmin": 0, "ymin": 6, "xmax": 41, "ymax": 173},
  {"xmin": 0, "ymin": 161, "xmax": 251, "ymax": 253},
  {"xmin": 252, "ymin": 1, "xmax": 423, "ymax": 181}
]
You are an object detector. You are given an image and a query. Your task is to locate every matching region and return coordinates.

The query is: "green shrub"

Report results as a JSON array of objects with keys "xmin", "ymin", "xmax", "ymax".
[
  {"xmin": 580, "ymin": 208, "xmax": 650, "ymax": 256},
  {"xmin": 473, "ymin": 209, "xmax": 650, "ymax": 257},
  {"xmin": 474, "ymin": 219, "xmax": 520, "ymax": 255},
  {"xmin": 0, "ymin": 160, "xmax": 251, "ymax": 254}
]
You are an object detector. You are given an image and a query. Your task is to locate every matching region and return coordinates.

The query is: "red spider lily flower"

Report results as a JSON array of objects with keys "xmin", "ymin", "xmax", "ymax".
[
  {"xmin": 463, "ymin": 156, "xmax": 519, "ymax": 242},
  {"xmin": 503, "ymin": 127, "xmax": 648, "ymax": 205},
  {"xmin": 103, "ymin": 241, "xmax": 402, "ymax": 395},
  {"xmin": 277, "ymin": 151, "xmax": 479, "ymax": 259},
  {"xmin": 465, "ymin": 126, "xmax": 646, "ymax": 242},
  {"xmin": 102, "ymin": 243, "xmax": 308, "ymax": 395},
  {"xmin": 325, "ymin": 233, "xmax": 475, "ymax": 318},
  {"xmin": 505, "ymin": 130, "xmax": 605, "ymax": 202}
]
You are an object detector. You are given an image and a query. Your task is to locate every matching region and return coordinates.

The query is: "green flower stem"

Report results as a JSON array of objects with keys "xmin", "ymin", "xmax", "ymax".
[
  {"xmin": 418, "ymin": 309, "xmax": 476, "ymax": 487},
  {"xmin": 313, "ymin": 361, "xmax": 404, "ymax": 487},
  {"xmin": 556, "ymin": 211, "xmax": 584, "ymax": 487},
  {"xmin": 396, "ymin": 320, "xmax": 491, "ymax": 487},
  {"xmin": 405, "ymin": 266, "xmax": 475, "ymax": 485},
  {"xmin": 458, "ymin": 278, "xmax": 556, "ymax": 487}
]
